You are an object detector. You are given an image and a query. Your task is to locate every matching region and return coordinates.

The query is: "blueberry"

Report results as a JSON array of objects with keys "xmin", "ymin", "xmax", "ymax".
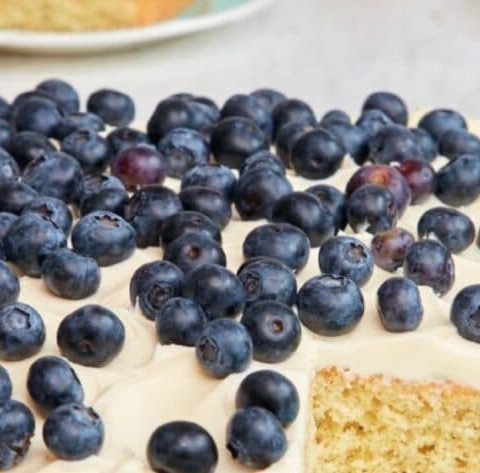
[
  {"xmin": 78, "ymin": 173, "xmax": 126, "ymax": 205},
  {"xmin": 418, "ymin": 109, "xmax": 467, "ymax": 143},
  {"xmin": 87, "ymin": 88, "xmax": 135, "ymax": 127},
  {"xmin": 0, "ymin": 213, "xmax": 16, "ymax": 240},
  {"xmin": 36, "ymin": 79, "xmax": 79, "ymax": 115},
  {"xmin": 0, "ymin": 181, "xmax": 38, "ymax": 215},
  {"xmin": 147, "ymin": 421, "xmax": 218, "ymax": 473},
  {"xmin": 179, "ymin": 186, "xmax": 231, "ymax": 228},
  {"xmin": 396, "ymin": 158, "xmax": 436, "ymax": 205},
  {"xmin": 41, "ymin": 248, "xmax": 101, "ymax": 299},
  {"xmin": 403, "ymin": 240, "xmax": 455, "ymax": 296},
  {"xmin": 0, "ymin": 149, "xmax": 19, "ymax": 183},
  {"xmin": 23, "ymin": 151, "xmax": 84, "ymax": 204},
  {"xmin": 0, "ymin": 120, "xmax": 13, "ymax": 150},
  {"xmin": 72, "ymin": 211, "xmax": 136, "ymax": 266},
  {"xmin": 43, "ymin": 403, "xmax": 104, "ymax": 460},
  {"xmin": 291, "ymin": 128, "xmax": 345, "ymax": 179},
  {"xmin": 410, "ymin": 127, "xmax": 438, "ymax": 161},
  {"xmin": 0, "ymin": 366, "xmax": 11, "ymax": 401},
  {"xmin": 210, "ymin": 117, "xmax": 269, "ymax": 169},
  {"xmin": 195, "ymin": 318, "xmax": 252, "ymax": 378},
  {"xmin": 240, "ymin": 150, "xmax": 286, "ymax": 177},
  {"xmin": 107, "ymin": 126, "xmax": 150, "ymax": 154},
  {"xmin": 320, "ymin": 109, "xmax": 351, "ymax": 125},
  {"xmin": 418, "ymin": 207, "xmax": 474, "ymax": 254},
  {"xmin": 435, "ymin": 154, "xmax": 480, "ymax": 206},
  {"xmin": 236, "ymin": 370, "xmax": 299, "ymax": 427},
  {"xmin": 226, "ymin": 407, "xmax": 286, "ymax": 469},
  {"xmin": 362, "ymin": 91, "xmax": 408, "ymax": 125},
  {"xmin": 241, "ymin": 301, "xmax": 301, "ymax": 363},
  {"xmin": 8, "ymin": 131, "xmax": 56, "ymax": 170},
  {"xmin": 451, "ymin": 285, "xmax": 480, "ymax": 343},
  {"xmin": 318, "ymin": 236, "xmax": 374, "ymax": 287},
  {"xmin": 0, "ymin": 260, "xmax": 19, "ymax": 305},
  {"xmin": 10, "ymin": 90, "xmax": 55, "ymax": 120},
  {"xmin": 251, "ymin": 88, "xmax": 286, "ymax": 114},
  {"xmin": 272, "ymin": 98, "xmax": 316, "ymax": 138},
  {"xmin": 182, "ymin": 264, "xmax": 244, "ymax": 319},
  {"xmin": 160, "ymin": 210, "xmax": 221, "ymax": 249},
  {"xmin": 54, "ymin": 112, "xmax": 105, "ymax": 140},
  {"xmin": 371, "ymin": 228, "xmax": 414, "ymax": 272},
  {"xmin": 125, "ymin": 185, "xmax": 182, "ymax": 248},
  {"xmin": 237, "ymin": 257, "xmax": 297, "ymax": 307},
  {"xmin": 188, "ymin": 95, "xmax": 220, "ymax": 128},
  {"xmin": 23, "ymin": 196, "xmax": 73, "ymax": 235},
  {"xmin": 80, "ymin": 187, "xmax": 129, "ymax": 218},
  {"xmin": 0, "ymin": 97, "xmax": 10, "ymax": 121},
  {"xmin": 4, "ymin": 213, "xmax": 66, "ymax": 277},
  {"xmin": 181, "ymin": 164, "xmax": 237, "ymax": 202},
  {"xmin": 234, "ymin": 168, "xmax": 292, "ymax": 220},
  {"xmin": 439, "ymin": 129, "xmax": 480, "ymax": 160},
  {"xmin": 155, "ymin": 297, "xmax": 207, "ymax": 347},
  {"xmin": 27, "ymin": 355, "xmax": 84, "ymax": 413},
  {"xmin": 321, "ymin": 121, "xmax": 368, "ymax": 158},
  {"xmin": 0, "ymin": 400, "xmax": 35, "ymax": 469},
  {"xmin": 62, "ymin": 129, "xmax": 112, "ymax": 174},
  {"xmin": 12, "ymin": 97, "xmax": 62, "ymax": 137},
  {"xmin": 305, "ymin": 184, "xmax": 347, "ymax": 233},
  {"xmin": 243, "ymin": 222, "xmax": 310, "ymax": 272},
  {"xmin": 377, "ymin": 277, "xmax": 423, "ymax": 332},
  {"xmin": 274, "ymin": 121, "xmax": 313, "ymax": 167},
  {"xmin": 271, "ymin": 191, "xmax": 335, "ymax": 247}
]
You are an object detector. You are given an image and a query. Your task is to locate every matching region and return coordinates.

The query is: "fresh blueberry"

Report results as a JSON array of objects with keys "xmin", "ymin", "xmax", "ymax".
[
  {"xmin": 0, "ymin": 260, "xmax": 19, "ymax": 305},
  {"xmin": 0, "ymin": 181, "xmax": 38, "ymax": 215},
  {"xmin": 395, "ymin": 158, "xmax": 436, "ymax": 204},
  {"xmin": 0, "ymin": 97, "xmax": 10, "ymax": 121},
  {"xmin": 439, "ymin": 129, "xmax": 480, "ymax": 160},
  {"xmin": 418, "ymin": 109, "xmax": 467, "ymax": 143},
  {"xmin": 0, "ymin": 212, "xmax": 17, "ymax": 240},
  {"xmin": 0, "ymin": 399, "xmax": 35, "ymax": 469},
  {"xmin": 124, "ymin": 185, "xmax": 182, "ymax": 248},
  {"xmin": 80, "ymin": 187, "xmax": 129, "ymax": 218},
  {"xmin": 0, "ymin": 366, "xmax": 11, "ymax": 401},
  {"xmin": 147, "ymin": 421, "xmax": 218, "ymax": 473},
  {"xmin": 23, "ymin": 196, "xmax": 73, "ymax": 235},
  {"xmin": 305, "ymin": 184, "xmax": 347, "ymax": 233},
  {"xmin": 188, "ymin": 95, "xmax": 221, "ymax": 127},
  {"xmin": 410, "ymin": 127, "xmax": 438, "ymax": 161},
  {"xmin": 41, "ymin": 248, "xmax": 101, "ymax": 299},
  {"xmin": 196, "ymin": 318, "xmax": 252, "ymax": 378},
  {"xmin": 362, "ymin": 91, "xmax": 408, "ymax": 125},
  {"xmin": 87, "ymin": 88, "xmax": 135, "ymax": 127},
  {"xmin": 10, "ymin": 90, "xmax": 55, "ymax": 121},
  {"xmin": 243, "ymin": 222, "xmax": 310, "ymax": 272},
  {"xmin": 320, "ymin": 109, "xmax": 351, "ymax": 125},
  {"xmin": 107, "ymin": 126, "xmax": 150, "ymax": 155},
  {"xmin": 226, "ymin": 407, "xmax": 286, "ymax": 469},
  {"xmin": 12, "ymin": 97, "xmax": 62, "ymax": 137},
  {"xmin": 297, "ymin": 275, "xmax": 364, "ymax": 336},
  {"xmin": 403, "ymin": 240, "xmax": 455, "ymax": 296},
  {"xmin": 451, "ymin": 285, "xmax": 480, "ymax": 343},
  {"xmin": 0, "ymin": 148, "xmax": 19, "ymax": 183},
  {"xmin": 36, "ymin": 79, "xmax": 79, "ymax": 115},
  {"xmin": 377, "ymin": 277, "xmax": 423, "ymax": 332},
  {"xmin": 371, "ymin": 228, "xmax": 414, "ymax": 272},
  {"xmin": 43, "ymin": 403, "xmax": 104, "ymax": 460},
  {"xmin": 251, "ymin": 88, "xmax": 286, "ymax": 114},
  {"xmin": 318, "ymin": 236, "xmax": 374, "ymax": 287},
  {"xmin": 72, "ymin": 211, "xmax": 136, "ymax": 266},
  {"xmin": 54, "ymin": 112, "xmax": 105, "ymax": 140},
  {"xmin": 272, "ymin": 98, "xmax": 316, "ymax": 138},
  {"xmin": 155, "ymin": 297, "xmax": 207, "ymax": 347},
  {"xmin": 8, "ymin": 131, "xmax": 55, "ymax": 170},
  {"xmin": 240, "ymin": 150, "xmax": 286, "ymax": 177},
  {"xmin": 0, "ymin": 120, "xmax": 13, "ymax": 150},
  {"xmin": 78, "ymin": 173, "xmax": 126, "ymax": 205},
  {"xmin": 274, "ymin": 121, "xmax": 313, "ymax": 167},
  {"xmin": 321, "ymin": 121, "xmax": 368, "ymax": 158}
]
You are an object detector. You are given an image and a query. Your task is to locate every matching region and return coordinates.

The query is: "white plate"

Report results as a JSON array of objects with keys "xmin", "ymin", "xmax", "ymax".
[{"xmin": 0, "ymin": 0, "xmax": 273, "ymax": 54}]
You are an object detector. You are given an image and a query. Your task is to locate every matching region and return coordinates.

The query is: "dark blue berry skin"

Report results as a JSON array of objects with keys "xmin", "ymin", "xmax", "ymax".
[
  {"xmin": 368, "ymin": 125, "xmax": 422, "ymax": 164},
  {"xmin": 80, "ymin": 187, "xmax": 129, "ymax": 218},
  {"xmin": 79, "ymin": 173, "xmax": 126, "ymax": 206},
  {"xmin": 54, "ymin": 112, "xmax": 105, "ymax": 140},
  {"xmin": 221, "ymin": 94, "xmax": 273, "ymax": 139},
  {"xmin": 418, "ymin": 109, "xmax": 467, "ymax": 143},
  {"xmin": 4, "ymin": 213, "xmax": 66, "ymax": 277},
  {"xmin": 243, "ymin": 223, "xmax": 310, "ymax": 272},
  {"xmin": 147, "ymin": 421, "xmax": 218, "ymax": 473},
  {"xmin": 237, "ymin": 257, "xmax": 297, "ymax": 307},
  {"xmin": 272, "ymin": 98, "xmax": 316, "ymax": 139},
  {"xmin": 319, "ymin": 236, "xmax": 374, "ymax": 287},
  {"xmin": 306, "ymin": 184, "xmax": 347, "ymax": 233},
  {"xmin": 36, "ymin": 79, "xmax": 79, "ymax": 115},
  {"xmin": 72, "ymin": 211, "xmax": 136, "ymax": 267},
  {"xmin": 0, "ymin": 212, "xmax": 16, "ymax": 240},
  {"xmin": 0, "ymin": 149, "xmax": 19, "ymax": 183},
  {"xmin": 107, "ymin": 126, "xmax": 150, "ymax": 155},
  {"xmin": 451, "ymin": 285, "xmax": 480, "ymax": 343},
  {"xmin": 41, "ymin": 248, "xmax": 101, "ymax": 299},
  {"xmin": 196, "ymin": 318, "xmax": 252, "ymax": 378},
  {"xmin": 23, "ymin": 151, "xmax": 84, "ymax": 204},
  {"xmin": 13, "ymin": 97, "xmax": 62, "ymax": 137},
  {"xmin": 371, "ymin": 228, "xmax": 414, "ymax": 272},
  {"xmin": 8, "ymin": 131, "xmax": 55, "ymax": 170},
  {"xmin": 0, "ymin": 260, "xmax": 19, "ymax": 305},
  {"xmin": 0, "ymin": 399, "xmax": 35, "ymax": 470},
  {"xmin": 410, "ymin": 127, "xmax": 438, "ymax": 162},
  {"xmin": 0, "ymin": 97, "xmax": 10, "ymax": 121},
  {"xmin": 125, "ymin": 185, "xmax": 182, "ymax": 248},
  {"xmin": 87, "ymin": 88, "xmax": 135, "ymax": 127},
  {"xmin": 43, "ymin": 403, "xmax": 104, "ymax": 461},
  {"xmin": 251, "ymin": 88, "xmax": 286, "ymax": 114},
  {"xmin": 234, "ymin": 168, "xmax": 293, "ymax": 220},
  {"xmin": 403, "ymin": 240, "xmax": 455, "ymax": 296},
  {"xmin": 160, "ymin": 210, "xmax": 221, "ymax": 249},
  {"xmin": 57, "ymin": 305, "xmax": 125, "ymax": 367},
  {"xmin": 226, "ymin": 407, "xmax": 286, "ymax": 469},
  {"xmin": 23, "ymin": 196, "xmax": 73, "ymax": 235},
  {"xmin": 271, "ymin": 191, "xmax": 335, "ymax": 247},
  {"xmin": 157, "ymin": 128, "xmax": 209, "ymax": 178},
  {"xmin": 0, "ymin": 120, "xmax": 13, "ymax": 150},
  {"xmin": 396, "ymin": 158, "xmax": 436, "ymax": 205},
  {"xmin": 418, "ymin": 207, "xmax": 475, "ymax": 254},
  {"xmin": 321, "ymin": 121, "xmax": 368, "ymax": 158},
  {"xmin": 362, "ymin": 91, "xmax": 408, "ymax": 125},
  {"xmin": 181, "ymin": 164, "xmax": 237, "ymax": 202},
  {"xmin": 10, "ymin": 90, "xmax": 54, "ymax": 121},
  {"xmin": 435, "ymin": 154, "xmax": 480, "ymax": 206},
  {"xmin": 347, "ymin": 184, "xmax": 398, "ymax": 234},
  {"xmin": 240, "ymin": 151, "xmax": 286, "ymax": 177},
  {"xmin": 155, "ymin": 297, "xmax": 207, "ymax": 347},
  {"xmin": 377, "ymin": 277, "xmax": 423, "ymax": 332},
  {"xmin": 320, "ymin": 109, "xmax": 351, "ymax": 125},
  {"xmin": 291, "ymin": 128, "xmax": 345, "ymax": 179},
  {"xmin": 182, "ymin": 264, "xmax": 245, "ymax": 320},
  {"xmin": 353, "ymin": 110, "xmax": 392, "ymax": 164},
  {"xmin": 61, "ymin": 129, "xmax": 112, "ymax": 174},
  {"xmin": 0, "ymin": 302, "xmax": 45, "ymax": 361},
  {"xmin": 298, "ymin": 275, "xmax": 364, "ymax": 335},
  {"xmin": 235, "ymin": 370, "xmax": 299, "ymax": 427},
  {"xmin": 179, "ymin": 186, "xmax": 231, "ymax": 228},
  {"xmin": 241, "ymin": 301, "xmax": 301, "ymax": 363},
  {"xmin": 0, "ymin": 366, "xmax": 11, "ymax": 401},
  {"xmin": 439, "ymin": 129, "xmax": 480, "ymax": 160},
  {"xmin": 210, "ymin": 117, "xmax": 269, "ymax": 169},
  {"xmin": 0, "ymin": 181, "xmax": 38, "ymax": 215},
  {"xmin": 274, "ymin": 121, "xmax": 313, "ymax": 167}
]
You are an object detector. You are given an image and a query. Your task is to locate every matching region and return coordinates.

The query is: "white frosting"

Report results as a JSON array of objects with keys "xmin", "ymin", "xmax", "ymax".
[{"xmin": 5, "ymin": 116, "xmax": 480, "ymax": 472}]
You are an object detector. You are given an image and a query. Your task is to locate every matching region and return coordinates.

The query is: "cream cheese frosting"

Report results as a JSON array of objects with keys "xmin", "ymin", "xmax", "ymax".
[{"xmin": 5, "ymin": 117, "xmax": 480, "ymax": 473}]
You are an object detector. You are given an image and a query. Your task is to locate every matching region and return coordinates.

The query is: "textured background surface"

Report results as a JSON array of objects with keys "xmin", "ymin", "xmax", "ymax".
[{"xmin": 1, "ymin": 0, "xmax": 479, "ymax": 120}]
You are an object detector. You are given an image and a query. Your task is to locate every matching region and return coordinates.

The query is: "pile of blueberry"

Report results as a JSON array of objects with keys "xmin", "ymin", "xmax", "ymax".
[{"xmin": 1, "ymin": 79, "xmax": 480, "ymax": 472}]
